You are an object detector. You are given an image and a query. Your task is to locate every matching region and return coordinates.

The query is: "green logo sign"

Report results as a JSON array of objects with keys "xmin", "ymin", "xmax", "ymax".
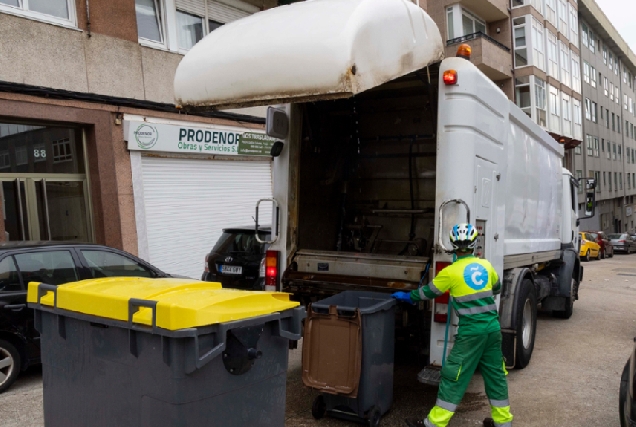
[
  {"xmin": 134, "ymin": 124, "xmax": 158, "ymax": 150},
  {"xmin": 238, "ymin": 132, "xmax": 277, "ymax": 156}
]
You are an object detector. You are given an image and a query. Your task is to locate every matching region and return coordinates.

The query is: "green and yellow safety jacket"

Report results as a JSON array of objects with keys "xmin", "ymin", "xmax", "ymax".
[{"xmin": 410, "ymin": 255, "xmax": 501, "ymax": 335}]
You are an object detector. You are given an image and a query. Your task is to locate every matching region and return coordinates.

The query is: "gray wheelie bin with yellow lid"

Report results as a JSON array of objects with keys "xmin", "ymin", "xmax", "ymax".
[{"xmin": 27, "ymin": 277, "xmax": 305, "ymax": 427}]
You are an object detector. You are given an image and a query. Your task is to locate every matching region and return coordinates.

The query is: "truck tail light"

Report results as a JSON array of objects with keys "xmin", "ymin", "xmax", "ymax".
[
  {"xmin": 433, "ymin": 262, "xmax": 452, "ymax": 323},
  {"xmin": 443, "ymin": 70, "xmax": 458, "ymax": 85},
  {"xmin": 265, "ymin": 250, "xmax": 279, "ymax": 291},
  {"xmin": 204, "ymin": 255, "xmax": 210, "ymax": 273}
]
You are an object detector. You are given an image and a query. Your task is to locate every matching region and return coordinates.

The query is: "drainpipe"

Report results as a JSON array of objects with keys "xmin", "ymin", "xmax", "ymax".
[{"xmin": 85, "ymin": 0, "xmax": 91, "ymax": 37}]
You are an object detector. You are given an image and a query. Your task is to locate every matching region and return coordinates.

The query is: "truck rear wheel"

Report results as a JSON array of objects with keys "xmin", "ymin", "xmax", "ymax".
[{"xmin": 514, "ymin": 279, "xmax": 537, "ymax": 369}]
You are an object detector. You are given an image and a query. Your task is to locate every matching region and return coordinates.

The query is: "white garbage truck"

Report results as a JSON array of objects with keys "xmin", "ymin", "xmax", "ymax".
[{"xmin": 173, "ymin": 0, "xmax": 596, "ymax": 371}]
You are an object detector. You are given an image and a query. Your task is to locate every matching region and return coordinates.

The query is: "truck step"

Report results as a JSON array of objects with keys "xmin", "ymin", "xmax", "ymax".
[{"xmin": 417, "ymin": 366, "xmax": 442, "ymax": 386}]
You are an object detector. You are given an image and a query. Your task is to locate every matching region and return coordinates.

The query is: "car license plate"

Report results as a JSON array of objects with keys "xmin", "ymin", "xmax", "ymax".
[{"xmin": 221, "ymin": 265, "xmax": 242, "ymax": 275}]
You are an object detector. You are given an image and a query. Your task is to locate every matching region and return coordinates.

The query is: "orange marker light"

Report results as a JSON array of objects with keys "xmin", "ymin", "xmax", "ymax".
[
  {"xmin": 443, "ymin": 70, "xmax": 458, "ymax": 85},
  {"xmin": 456, "ymin": 43, "xmax": 472, "ymax": 60}
]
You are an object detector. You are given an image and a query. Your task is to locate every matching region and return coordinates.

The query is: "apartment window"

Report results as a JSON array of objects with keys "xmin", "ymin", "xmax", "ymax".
[
  {"xmin": 569, "ymin": 4, "xmax": 578, "ymax": 45},
  {"xmin": 584, "ymin": 98, "xmax": 591, "ymax": 121},
  {"xmin": 547, "ymin": 31, "xmax": 559, "ymax": 78},
  {"xmin": 624, "ymin": 67, "xmax": 629, "ymax": 84},
  {"xmin": 612, "ymin": 113, "xmax": 616, "ymax": 131},
  {"xmin": 609, "ymin": 52, "xmax": 613, "ymax": 72},
  {"xmin": 620, "ymin": 172, "xmax": 623, "ymax": 190},
  {"xmin": 558, "ymin": 0, "xmax": 568, "ymax": 35},
  {"xmin": 575, "ymin": 143, "xmax": 581, "ymax": 155},
  {"xmin": 594, "ymin": 137, "xmax": 600, "ymax": 157},
  {"xmin": 615, "ymin": 173, "xmax": 618, "ymax": 191},
  {"xmin": 583, "ymin": 62, "xmax": 590, "ymax": 84},
  {"xmin": 618, "ymin": 120, "xmax": 621, "ymax": 134},
  {"xmin": 562, "ymin": 94, "xmax": 572, "ymax": 136},
  {"xmin": 591, "ymin": 101, "xmax": 597, "ymax": 123},
  {"xmin": 610, "ymin": 82, "xmax": 614, "ymax": 101},
  {"xmin": 629, "ymin": 173, "xmax": 632, "ymax": 190},
  {"xmin": 516, "ymin": 76, "xmax": 531, "ymax": 117},
  {"xmin": 546, "ymin": 0, "xmax": 557, "ymax": 27},
  {"xmin": 462, "ymin": 9, "xmax": 487, "ymax": 36},
  {"xmin": 513, "ymin": 17, "xmax": 528, "ymax": 68},
  {"xmin": 609, "ymin": 171, "xmax": 613, "ymax": 191},
  {"xmin": 603, "ymin": 45, "xmax": 608, "ymax": 65},
  {"xmin": 604, "ymin": 77, "xmax": 609, "ymax": 97},
  {"xmin": 633, "ymin": 174, "xmax": 635, "ymax": 189},
  {"xmin": 446, "ymin": 7, "xmax": 455, "ymax": 39},
  {"xmin": 615, "ymin": 57, "xmax": 619, "ymax": 75},
  {"xmin": 615, "ymin": 86, "xmax": 620, "ymax": 104},
  {"xmin": 573, "ymin": 98, "xmax": 582, "ymax": 140},
  {"xmin": 136, "ymin": 0, "xmax": 167, "ymax": 45},
  {"xmin": 559, "ymin": 41, "xmax": 570, "ymax": 87},
  {"xmin": 614, "ymin": 143, "xmax": 617, "ymax": 160},
  {"xmin": 603, "ymin": 171, "xmax": 607, "ymax": 188},
  {"xmin": 535, "ymin": 77, "xmax": 547, "ymax": 127},
  {"xmin": 0, "ymin": 0, "xmax": 76, "ymax": 26},
  {"xmin": 590, "ymin": 66, "xmax": 597, "ymax": 88},
  {"xmin": 549, "ymin": 85, "xmax": 561, "ymax": 133},
  {"xmin": 176, "ymin": 10, "xmax": 203, "ymax": 50},
  {"xmin": 619, "ymin": 145, "xmax": 622, "ymax": 160},
  {"xmin": 628, "ymin": 147, "xmax": 631, "ymax": 164},
  {"xmin": 589, "ymin": 29, "xmax": 595, "ymax": 53},
  {"xmin": 571, "ymin": 52, "xmax": 581, "ymax": 93},
  {"xmin": 606, "ymin": 108, "xmax": 610, "ymax": 129},
  {"xmin": 595, "ymin": 171, "xmax": 601, "ymax": 192},
  {"xmin": 631, "ymin": 97, "xmax": 634, "ymax": 114},
  {"xmin": 586, "ymin": 135, "xmax": 593, "ymax": 156},
  {"xmin": 581, "ymin": 22, "xmax": 589, "ymax": 48},
  {"xmin": 532, "ymin": 18, "xmax": 545, "ymax": 71}
]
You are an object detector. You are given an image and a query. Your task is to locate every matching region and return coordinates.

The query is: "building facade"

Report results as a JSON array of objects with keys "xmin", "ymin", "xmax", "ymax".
[
  {"xmin": 0, "ymin": 0, "xmax": 276, "ymax": 278},
  {"xmin": 575, "ymin": 0, "xmax": 636, "ymax": 233}
]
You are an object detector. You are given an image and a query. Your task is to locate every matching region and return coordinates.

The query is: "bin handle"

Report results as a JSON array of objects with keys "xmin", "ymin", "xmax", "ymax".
[
  {"xmin": 37, "ymin": 283, "xmax": 58, "ymax": 308},
  {"xmin": 188, "ymin": 328, "xmax": 228, "ymax": 374},
  {"xmin": 128, "ymin": 298, "xmax": 159, "ymax": 332},
  {"xmin": 271, "ymin": 307, "xmax": 306, "ymax": 340}
]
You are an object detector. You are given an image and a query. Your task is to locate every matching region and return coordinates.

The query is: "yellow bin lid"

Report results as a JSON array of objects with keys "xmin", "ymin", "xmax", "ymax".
[{"xmin": 27, "ymin": 277, "xmax": 300, "ymax": 331}]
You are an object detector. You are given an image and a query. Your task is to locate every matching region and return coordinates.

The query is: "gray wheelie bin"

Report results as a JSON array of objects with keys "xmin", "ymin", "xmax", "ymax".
[
  {"xmin": 27, "ymin": 277, "xmax": 305, "ymax": 427},
  {"xmin": 302, "ymin": 291, "xmax": 396, "ymax": 427}
]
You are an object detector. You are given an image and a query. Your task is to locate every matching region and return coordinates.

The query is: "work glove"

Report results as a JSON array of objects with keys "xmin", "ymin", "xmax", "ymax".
[{"xmin": 391, "ymin": 291, "xmax": 414, "ymax": 304}]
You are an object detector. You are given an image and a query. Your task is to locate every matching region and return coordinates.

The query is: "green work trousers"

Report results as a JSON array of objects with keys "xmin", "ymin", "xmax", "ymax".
[{"xmin": 425, "ymin": 331, "xmax": 513, "ymax": 427}]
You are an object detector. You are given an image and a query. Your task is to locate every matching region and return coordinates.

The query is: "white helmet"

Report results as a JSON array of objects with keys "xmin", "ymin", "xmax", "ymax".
[{"xmin": 449, "ymin": 223, "xmax": 479, "ymax": 251}]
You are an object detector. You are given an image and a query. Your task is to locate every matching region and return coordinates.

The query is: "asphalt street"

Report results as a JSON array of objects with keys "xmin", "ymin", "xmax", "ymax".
[{"xmin": 1, "ymin": 255, "xmax": 634, "ymax": 427}]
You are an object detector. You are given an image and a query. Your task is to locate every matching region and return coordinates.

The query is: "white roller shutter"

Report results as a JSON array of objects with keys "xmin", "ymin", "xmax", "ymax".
[
  {"xmin": 208, "ymin": 0, "xmax": 251, "ymax": 23},
  {"xmin": 136, "ymin": 156, "xmax": 272, "ymax": 279},
  {"xmin": 176, "ymin": 0, "xmax": 206, "ymax": 16}
]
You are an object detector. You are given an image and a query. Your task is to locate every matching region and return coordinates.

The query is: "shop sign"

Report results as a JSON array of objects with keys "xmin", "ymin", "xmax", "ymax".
[{"xmin": 125, "ymin": 121, "xmax": 276, "ymax": 156}]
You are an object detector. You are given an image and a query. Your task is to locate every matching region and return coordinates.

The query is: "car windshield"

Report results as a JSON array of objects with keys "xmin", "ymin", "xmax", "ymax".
[
  {"xmin": 607, "ymin": 234, "xmax": 623, "ymax": 239},
  {"xmin": 213, "ymin": 231, "xmax": 270, "ymax": 254},
  {"xmin": 586, "ymin": 233, "xmax": 597, "ymax": 240}
]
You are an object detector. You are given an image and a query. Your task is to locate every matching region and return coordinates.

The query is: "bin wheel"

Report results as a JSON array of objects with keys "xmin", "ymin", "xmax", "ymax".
[
  {"xmin": 311, "ymin": 395, "xmax": 326, "ymax": 420},
  {"xmin": 368, "ymin": 406, "xmax": 382, "ymax": 427}
]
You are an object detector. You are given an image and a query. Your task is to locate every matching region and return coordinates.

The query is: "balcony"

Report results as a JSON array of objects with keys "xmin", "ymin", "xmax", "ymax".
[
  {"xmin": 457, "ymin": 0, "xmax": 509, "ymax": 21},
  {"xmin": 446, "ymin": 32, "xmax": 512, "ymax": 81}
]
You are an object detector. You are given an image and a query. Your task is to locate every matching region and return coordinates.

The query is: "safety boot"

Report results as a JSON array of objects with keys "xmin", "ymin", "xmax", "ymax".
[
  {"xmin": 482, "ymin": 418, "xmax": 495, "ymax": 427},
  {"xmin": 405, "ymin": 419, "xmax": 433, "ymax": 427}
]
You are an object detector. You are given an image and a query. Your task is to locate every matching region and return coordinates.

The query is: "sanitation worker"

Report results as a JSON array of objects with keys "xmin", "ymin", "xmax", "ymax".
[{"xmin": 392, "ymin": 223, "xmax": 513, "ymax": 427}]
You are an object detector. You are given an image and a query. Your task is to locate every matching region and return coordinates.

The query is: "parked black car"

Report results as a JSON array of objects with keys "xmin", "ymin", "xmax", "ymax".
[
  {"xmin": 0, "ymin": 242, "xmax": 168, "ymax": 393},
  {"xmin": 620, "ymin": 339, "xmax": 635, "ymax": 427},
  {"xmin": 202, "ymin": 226, "xmax": 270, "ymax": 290}
]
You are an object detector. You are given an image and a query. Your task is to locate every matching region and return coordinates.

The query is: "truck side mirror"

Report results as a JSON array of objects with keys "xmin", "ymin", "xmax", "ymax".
[{"xmin": 581, "ymin": 178, "xmax": 596, "ymax": 219}]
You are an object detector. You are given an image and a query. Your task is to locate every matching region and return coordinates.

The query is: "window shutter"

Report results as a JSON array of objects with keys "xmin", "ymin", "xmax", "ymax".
[
  {"xmin": 207, "ymin": 0, "xmax": 252, "ymax": 23},
  {"xmin": 176, "ymin": 0, "xmax": 206, "ymax": 16}
]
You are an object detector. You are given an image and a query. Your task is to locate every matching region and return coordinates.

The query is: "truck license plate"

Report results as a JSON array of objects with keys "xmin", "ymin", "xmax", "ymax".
[{"xmin": 221, "ymin": 265, "xmax": 242, "ymax": 275}]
